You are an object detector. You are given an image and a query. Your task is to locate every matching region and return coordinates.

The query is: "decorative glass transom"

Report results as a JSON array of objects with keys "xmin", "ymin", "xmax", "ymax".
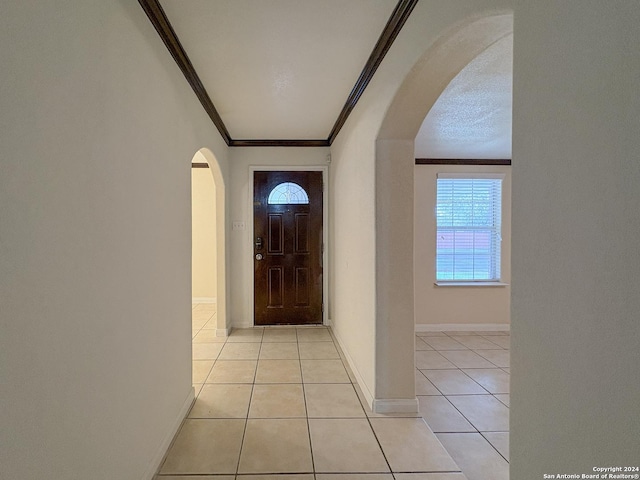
[{"xmin": 267, "ymin": 182, "xmax": 309, "ymax": 204}]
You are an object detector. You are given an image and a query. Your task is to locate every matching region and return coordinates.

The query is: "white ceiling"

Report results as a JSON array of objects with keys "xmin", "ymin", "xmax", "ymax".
[
  {"xmin": 159, "ymin": 1, "xmax": 512, "ymax": 156},
  {"xmin": 161, "ymin": 0, "xmax": 397, "ymax": 140},
  {"xmin": 414, "ymin": 34, "xmax": 513, "ymax": 159}
]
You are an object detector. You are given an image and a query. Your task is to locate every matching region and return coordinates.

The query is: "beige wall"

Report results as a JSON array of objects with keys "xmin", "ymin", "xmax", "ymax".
[
  {"xmin": 330, "ymin": 0, "xmax": 512, "ymax": 410},
  {"xmin": 5, "ymin": 1, "xmax": 636, "ymax": 477},
  {"xmin": 511, "ymin": 0, "xmax": 640, "ymax": 476},
  {"xmin": 191, "ymin": 167, "xmax": 217, "ymax": 300},
  {"xmin": 329, "ymin": 132, "xmax": 378, "ymax": 405},
  {"xmin": 414, "ymin": 165, "xmax": 511, "ymax": 327},
  {"xmin": 0, "ymin": 1, "xmax": 228, "ymax": 478}
]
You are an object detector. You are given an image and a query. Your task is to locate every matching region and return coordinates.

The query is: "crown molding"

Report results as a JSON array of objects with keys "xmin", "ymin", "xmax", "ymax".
[
  {"xmin": 415, "ymin": 158, "xmax": 512, "ymax": 165},
  {"xmin": 140, "ymin": 0, "xmax": 418, "ymax": 147},
  {"xmin": 230, "ymin": 139, "xmax": 330, "ymax": 148},
  {"xmin": 138, "ymin": 0, "xmax": 232, "ymax": 146},
  {"xmin": 327, "ymin": 0, "xmax": 419, "ymax": 145}
]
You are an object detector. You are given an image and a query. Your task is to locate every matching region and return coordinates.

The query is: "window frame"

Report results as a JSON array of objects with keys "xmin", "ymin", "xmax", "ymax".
[{"xmin": 434, "ymin": 172, "xmax": 506, "ymax": 286}]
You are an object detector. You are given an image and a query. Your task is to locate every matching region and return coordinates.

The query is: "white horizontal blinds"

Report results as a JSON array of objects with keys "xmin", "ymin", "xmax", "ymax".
[{"xmin": 436, "ymin": 175, "xmax": 503, "ymax": 281}]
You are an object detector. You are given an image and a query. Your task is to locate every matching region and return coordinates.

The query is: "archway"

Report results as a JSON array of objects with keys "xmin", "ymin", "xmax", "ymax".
[
  {"xmin": 191, "ymin": 148, "xmax": 228, "ymax": 335},
  {"xmin": 373, "ymin": 13, "xmax": 513, "ymax": 409}
]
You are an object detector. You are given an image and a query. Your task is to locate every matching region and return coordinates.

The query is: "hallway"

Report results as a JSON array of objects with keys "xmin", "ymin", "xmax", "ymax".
[{"xmin": 155, "ymin": 305, "xmax": 510, "ymax": 480}]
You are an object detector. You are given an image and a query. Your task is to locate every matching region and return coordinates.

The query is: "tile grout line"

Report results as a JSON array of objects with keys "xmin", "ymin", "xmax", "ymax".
[
  {"xmin": 479, "ymin": 429, "xmax": 510, "ymax": 464},
  {"xmin": 296, "ymin": 330, "xmax": 317, "ymax": 477},
  {"xmin": 443, "ymin": 331, "xmax": 506, "ymax": 350},
  {"xmin": 417, "ymin": 351, "xmax": 500, "ymax": 435},
  {"xmin": 157, "ymin": 304, "xmax": 217, "ymax": 477},
  {"xmin": 458, "ymin": 366, "xmax": 511, "ymax": 408},
  {"xmin": 191, "ymin": 307, "xmax": 217, "ymax": 341},
  {"xmin": 417, "ymin": 364, "xmax": 500, "ymax": 445},
  {"xmin": 322, "ymin": 327, "xmax": 394, "ymax": 475},
  {"xmin": 233, "ymin": 332, "xmax": 261, "ymax": 476},
  {"xmin": 187, "ymin": 320, "xmax": 509, "ymax": 477},
  {"xmin": 340, "ymin": 329, "xmax": 395, "ymax": 475},
  {"xmin": 414, "ymin": 331, "xmax": 511, "ymax": 470}
]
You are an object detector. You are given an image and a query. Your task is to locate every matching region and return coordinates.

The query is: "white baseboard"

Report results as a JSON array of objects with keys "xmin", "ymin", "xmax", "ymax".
[
  {"xmin": 233, "ymin": 318, "xmax": 329, "ymax": 330},
  {"xmin": 192, "ymin": 297, "xmax": 216, "ymax": 304},
  {"xmin": 232, "ymin": 320, "xmax": 253, "ymax": 329},
  {"xmin": 330, "ymin": 321, "xmax": 375, "ymax": 411},
  {"xmin": 142, "ymin": 386, "xmax": 195, "ymax": 480},
  {"xmin": 416, "ymin": 323, "xmax": 510, "ymax": 332},
  {"xmin": 373, "ymin": 397, "xmax": 419, "ymax": 414},
  {"xmin": 216, "ymin": 328, "xmax": 230, "ymax": 337}
]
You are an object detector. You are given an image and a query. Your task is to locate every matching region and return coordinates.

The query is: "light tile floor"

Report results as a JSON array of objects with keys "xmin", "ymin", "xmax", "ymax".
[
  {"xmin": 156, "ymin": 305, "xmax": 510, "ymax": 480},
  {"xmin": 416, "ymin": 331, "xmax": 510, "ymax": 480}
]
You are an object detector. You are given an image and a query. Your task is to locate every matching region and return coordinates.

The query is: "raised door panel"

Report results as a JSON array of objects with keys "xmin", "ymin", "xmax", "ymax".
[
  {"xmin": 294, "ymin": 213, "xmax": 309, "ymax": 254},
  {"xmin": 268, "ymin": 214, "xmax": 284, "ymax": 255},
  {"xmin": 268, "ymin": 267, "xmax": 284, "ymax": 308},
  {"xmin": 294, "ymin": 267, "xmax": 310, "ymax": 306}
]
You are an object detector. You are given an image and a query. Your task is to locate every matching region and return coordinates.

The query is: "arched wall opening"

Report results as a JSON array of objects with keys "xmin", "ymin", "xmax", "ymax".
[
  {"xmin": 373, "ymin": 13, "xmax": 513, "ymax": 410},
  {"xmin": 192, "ymin": 160, "xmax": 217, "ymax": 303},
  {"xmin": 191, "ymin": 148, "xmax": 228, "ymax": 334}
]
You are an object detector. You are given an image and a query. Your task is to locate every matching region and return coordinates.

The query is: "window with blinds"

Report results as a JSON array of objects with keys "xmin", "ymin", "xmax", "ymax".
[{"xmin": 436, "ymin": 174, "xmax": 503, "ymax": 282}]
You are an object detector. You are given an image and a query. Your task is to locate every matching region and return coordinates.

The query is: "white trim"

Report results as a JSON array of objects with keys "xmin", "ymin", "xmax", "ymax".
[
  {"xmin": 372, "ymin": 398, "xmax": 419, "ymax": 414},
  {"xmin": 434, "ymin": 282, "xmax": 509, "ymax": 288},
  {"xmin": 216, "ymin": 328, "xmax": 230, "ymax": 337},
  {"xmin": 232, "ymin": 320, "xmax": 254, "ymax": 329},
  {"xmin": 416, "ymin": 323, "xmax": 510, "ymax": 332},
  {"xmin": 437, "ymin": 172, "xmax": 506, "ymax": 179},
  {"xmin": 330, "ymin": 322, "xmax": 375, "ymax": 411},
  {"xmin": 247, "ymin": 166, "xmax": 330, "ymax": 327},
  {"xmin": 191, "ymin": 297, "xmax": 216, "ymax": 304},
  {"xmin": 142, "ymin": 386, "xmax": 195, "ymax": 480}
]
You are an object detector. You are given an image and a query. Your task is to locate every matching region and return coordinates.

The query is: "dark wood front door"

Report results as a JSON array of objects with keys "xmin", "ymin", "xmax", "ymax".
[{"xmin": 254, "ymin": 171, "xmax": 323, "ymax": 325}]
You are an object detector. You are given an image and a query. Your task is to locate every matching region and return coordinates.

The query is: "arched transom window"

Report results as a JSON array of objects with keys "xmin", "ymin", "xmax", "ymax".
[{"xmin": 267, "ymin": 182, "xmax": 309, "ymax": 205}]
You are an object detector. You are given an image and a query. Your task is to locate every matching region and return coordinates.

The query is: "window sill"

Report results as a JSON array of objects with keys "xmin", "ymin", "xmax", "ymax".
[{"xmin": 434, "ymin": 282, "xmax": 509, "ymax": 288}]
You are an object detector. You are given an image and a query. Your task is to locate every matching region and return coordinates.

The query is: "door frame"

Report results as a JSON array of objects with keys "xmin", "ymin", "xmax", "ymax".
[{"xmin": 248, "ymin": 165, "xmax": 329, "ymax": 327}]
